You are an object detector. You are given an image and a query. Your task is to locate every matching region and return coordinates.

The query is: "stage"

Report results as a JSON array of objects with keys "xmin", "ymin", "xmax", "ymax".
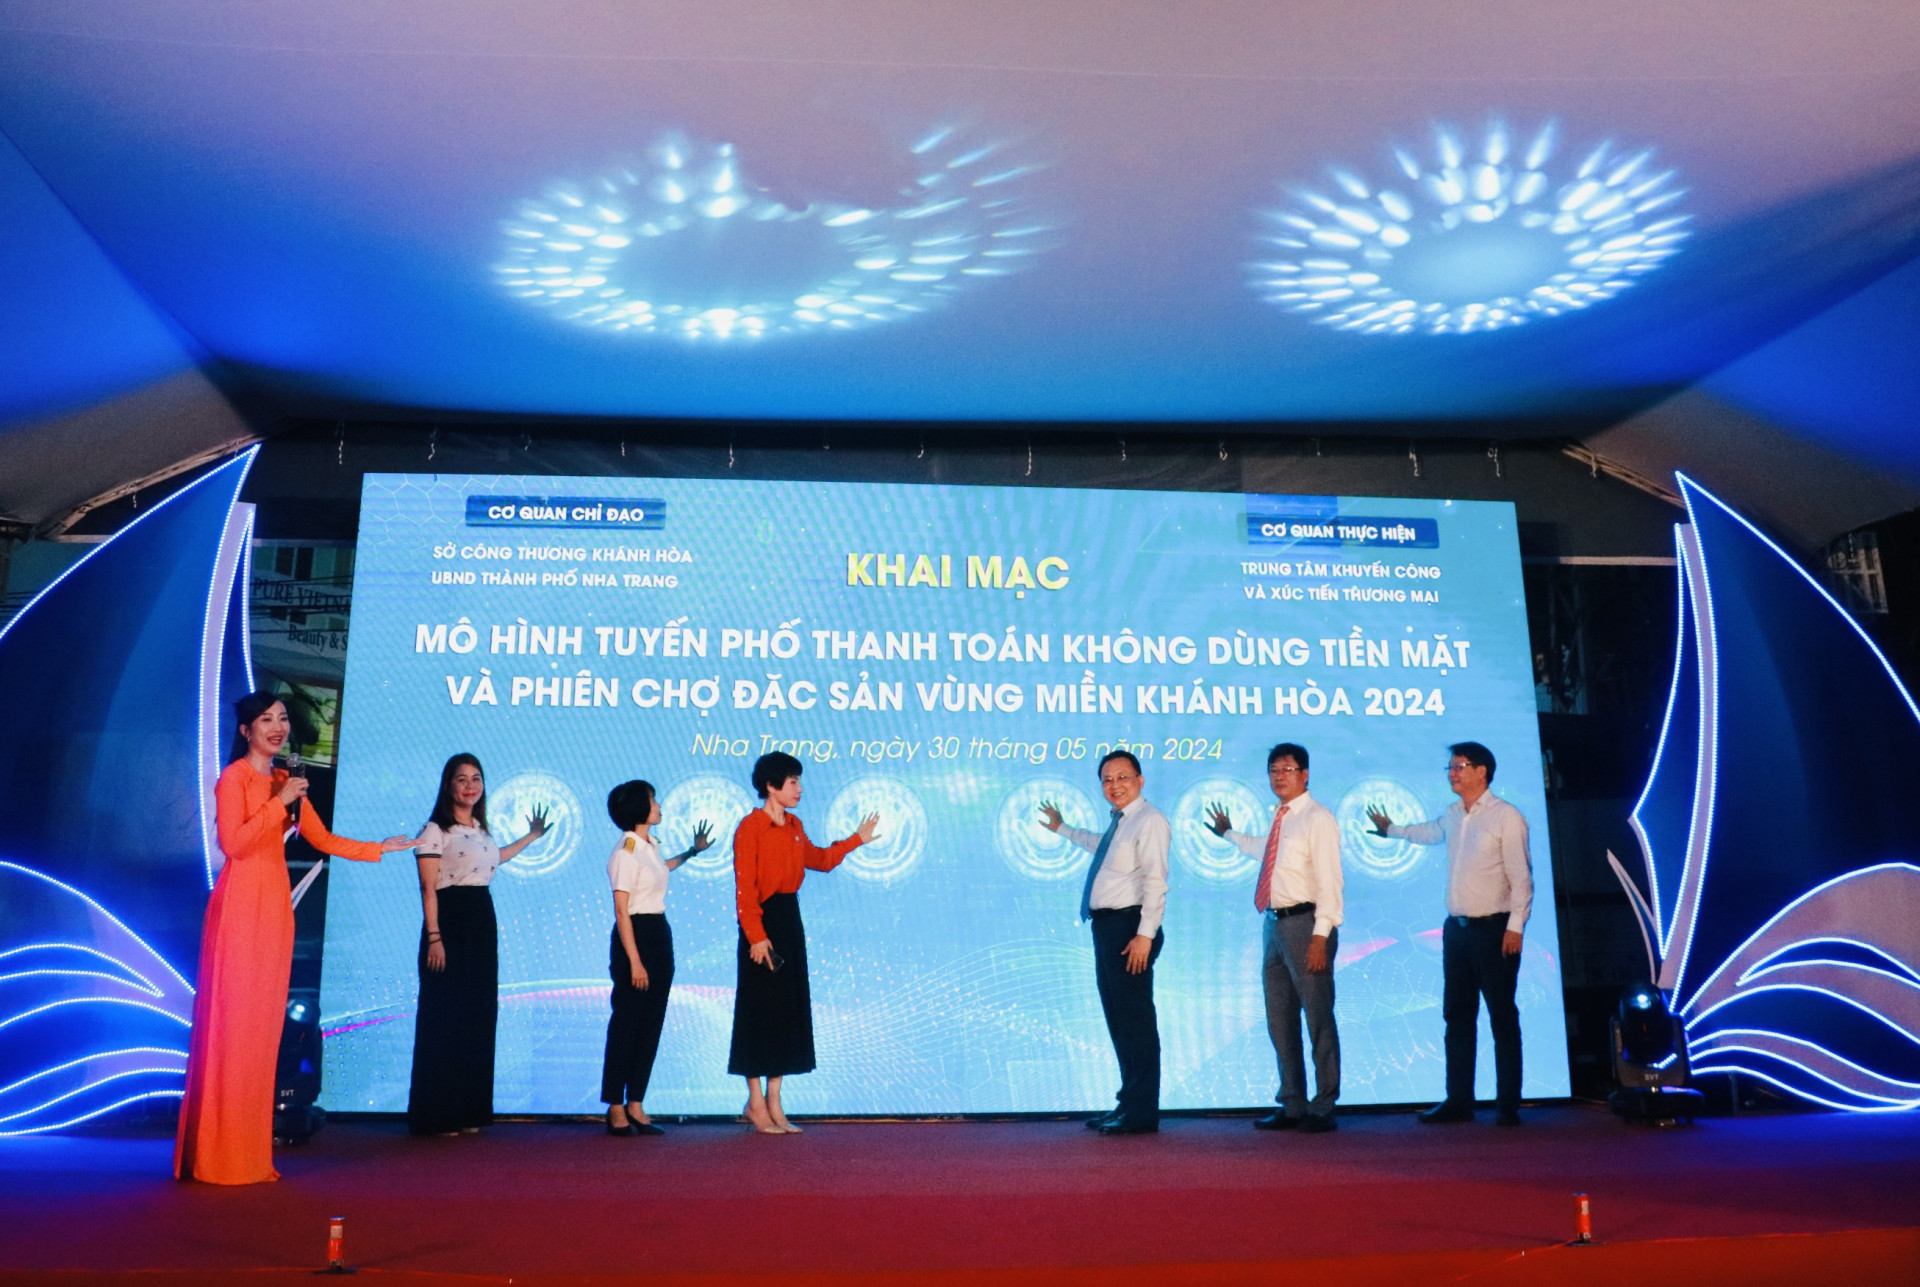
[{"xmin": 4, "ymin": 1106, "xmax": 1917, "ymax": 1286}]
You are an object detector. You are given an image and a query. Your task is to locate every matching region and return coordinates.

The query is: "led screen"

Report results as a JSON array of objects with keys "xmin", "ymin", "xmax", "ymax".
[{"xmin": 321, "ymin": 473, "xmax": 1569, "ymax": 1114}]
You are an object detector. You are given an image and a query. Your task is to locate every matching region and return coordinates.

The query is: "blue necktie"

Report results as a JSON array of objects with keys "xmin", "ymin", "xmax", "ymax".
[{"xmin": 1079, "ymin": 807, "xmax": 1125, "ymax": 922}]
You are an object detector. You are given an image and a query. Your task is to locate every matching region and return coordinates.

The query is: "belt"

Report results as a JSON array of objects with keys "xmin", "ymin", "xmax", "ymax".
[
  {"xmin": 1448, "ymin": 912, "xmax": 1508, "ymax": 927},
  {"xmin": 1269, "ymin": 901, "xmax": 1316, "ymax": 920},
  {"xmin": 1090, "ymin": 905, "xmax": 1142, "ymax": 917}
]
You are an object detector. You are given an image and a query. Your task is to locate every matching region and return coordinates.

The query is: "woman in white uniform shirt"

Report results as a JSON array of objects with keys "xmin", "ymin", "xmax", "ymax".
[
  {"xmin": 408, "ymin": 754, "xmax": 547, "ymax": 1136},
  {"xmin": 601, "ymin": 779, "xmax": 710, "ymax": 1136}
]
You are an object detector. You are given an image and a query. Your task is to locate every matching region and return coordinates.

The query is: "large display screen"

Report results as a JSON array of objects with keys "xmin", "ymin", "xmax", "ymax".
[{"xmin": 321, "ymin": 473, "xmax": 1569, "ymax": 1114}]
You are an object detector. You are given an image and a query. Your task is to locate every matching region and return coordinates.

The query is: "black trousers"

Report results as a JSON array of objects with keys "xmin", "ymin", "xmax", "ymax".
[
  {"xmin": 601, "ymin": 914, "xmax": 675, "ymax": 1105},
  {"xmin": 408, "ymin": 885, "xmax": 498, "ymax": 1135},
  {"xmin": 1091, "ymin": 906, "xmax": 1164, "ymax": 1125},
  {"xmin": 1441, "ymin": 914, "xmax": 1522, "ymax": 1111}
]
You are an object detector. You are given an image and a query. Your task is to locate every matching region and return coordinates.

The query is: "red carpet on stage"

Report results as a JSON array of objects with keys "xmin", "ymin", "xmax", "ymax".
[{"xmin": 3, "ymin": 1106, "xmax": 1917, "ymax": 1285}]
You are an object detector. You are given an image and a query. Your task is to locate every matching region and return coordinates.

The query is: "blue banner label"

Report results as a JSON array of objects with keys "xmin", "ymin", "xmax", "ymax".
[
  {"xmin": 1245, "ymin": 513, "xmax": 1438, "ymax": 548},
  {"xmin": 466, "ymin": 495, "xmax": 666, "ymax": 529}
]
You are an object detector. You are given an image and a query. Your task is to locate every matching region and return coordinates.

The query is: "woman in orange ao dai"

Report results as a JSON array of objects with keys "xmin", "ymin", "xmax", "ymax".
[{"xmin": 174, "ymin": 691, "xmax": 414, "ymax": 1185}]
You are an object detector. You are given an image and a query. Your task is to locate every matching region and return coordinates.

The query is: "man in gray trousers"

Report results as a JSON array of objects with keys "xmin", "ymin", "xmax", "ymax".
[{"xmin": 1209, "ymin": 742, "xmax": 1344, "ymax": 1132}]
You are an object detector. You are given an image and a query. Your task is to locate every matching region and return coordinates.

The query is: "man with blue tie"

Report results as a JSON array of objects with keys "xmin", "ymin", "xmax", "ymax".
[
  {"xmin": 1208, "ymin": 742, "xmax": 1344, "ymax": 1133},
  {"xmin": 1039, "ymin": 750, "xmax": 1170, "ymax": 1135}
]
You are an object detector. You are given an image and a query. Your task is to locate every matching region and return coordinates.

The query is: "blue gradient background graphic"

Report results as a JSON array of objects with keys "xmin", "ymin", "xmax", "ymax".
[{"xmin": 321, "ymin": 474, "xmax": 1568, "ymax": 1114}]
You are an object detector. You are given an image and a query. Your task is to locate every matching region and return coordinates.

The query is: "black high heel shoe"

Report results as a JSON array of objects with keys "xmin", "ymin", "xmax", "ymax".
[{"xmin": 606, "ymin": 1109, "xmax": 638, "ymax": 1137}]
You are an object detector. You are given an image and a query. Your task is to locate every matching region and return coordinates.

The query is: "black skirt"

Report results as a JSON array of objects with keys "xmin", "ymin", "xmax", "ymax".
[
  {"xmin": 408, "ymin": 884, "xmax": 498, "ymax": 1134},
  {"xmin": 601, "ymin": 913, "xmax": 675, "ymax": 1104},
  {"xmin": 727, "ymin": 892, "xmax": 815, "ymax": 1077}
]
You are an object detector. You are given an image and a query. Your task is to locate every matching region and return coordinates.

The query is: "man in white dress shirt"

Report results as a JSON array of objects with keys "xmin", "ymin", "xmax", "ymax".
[
  {"xmin": 1368, "ymin": 741, "xmax": 1532, "ymax": 1127},
  {"xmin": 1040, "ymin": 750, "xmax": 1170, "ymax": 1135},
  {"xmin": 1207, "ymin": 742, "xmax": 1343, "ymax": 1133}
]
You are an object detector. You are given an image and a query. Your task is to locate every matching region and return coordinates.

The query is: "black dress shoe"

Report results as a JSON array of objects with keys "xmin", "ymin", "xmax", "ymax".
[
  {"xmin": 632, "ymin": 1121, "xmax": 667, "ymax": 1136},
  {"xmin": 1253, "ymin": 1111, "xmax": 1301, "ymax": 1131},
  {"xmin": 1085, "ymin": 1109, "xmax": 1121, "ymax": 1130},
  {"xmin": 1095, "ymin": 1118, "xmax": 1159, "ymax": 1135},
  {"xmin": 606, "ymin": 1118, "xmax": 638, "ymax": 1137},
  {"xmin": 1418, "ymin": 1101, "xmax": 1475, "ymax": 1124},
  {"xmin": 1494, "ymin": 1108, "xmax": 1522, "ymax": 1128},
  {"xmin": 1297, "ymin": 1113, "xmax": 1337, "ymax": 1134}
]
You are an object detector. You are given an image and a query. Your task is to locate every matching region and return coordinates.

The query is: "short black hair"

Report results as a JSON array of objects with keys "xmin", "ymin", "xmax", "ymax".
[
  {"xmin": 1097, "ymin": 749, "xmax": 1141, "ymax": 777},
  {"xmin": 1449, "ymin": 741, "xmax": 1496, "ymax": 782},
  {"xmin": 606, "ymin": 779, "xmax": 656, "ymax": 832},
  {"xmin": 752, "ymin": 751, "xmax": 804, "ymax": 799},
  {"xmin": 1267, "ymin": 742, "xmax": 1309, "ymax": 771}
]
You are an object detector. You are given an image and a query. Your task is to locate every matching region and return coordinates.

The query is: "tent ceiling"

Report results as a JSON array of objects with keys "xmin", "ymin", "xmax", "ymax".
[{"xmin": 2, "ymin": 1, "xmax": 1918, "ymax": 537}]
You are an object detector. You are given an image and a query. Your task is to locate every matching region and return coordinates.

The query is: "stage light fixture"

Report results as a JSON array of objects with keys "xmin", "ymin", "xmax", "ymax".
[
  {"xmin": 1248, "ymin": 118, "xmax": 1690, "ymax": 335},
  {"xmin": 496, "ymin": 127, "xmax": 1049, "ymax": 339},
  {"xmin": 1609, "ymin": 983, "xmax": 1700, "ymax": 1125},
  {"xmin": 274, "ymin": 992, "xmax": 325, "ymax": 1144}
]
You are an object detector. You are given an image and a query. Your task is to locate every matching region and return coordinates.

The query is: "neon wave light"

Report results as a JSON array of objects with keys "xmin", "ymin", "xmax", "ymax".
[
  {"xmin": 1625, "ymin": 523, "xmax": 1693, "ymax": 954},
  {"xmin": 0, "ymin": 450, "xmax": 257, "ymax": 1134},
  {"xmin": 199, "ymin": 484, "xmax": 260, "ymax": 886},
  {"xmin": 1612, "ymin": 476, "xmax": 1920, "ymax": 1111}
]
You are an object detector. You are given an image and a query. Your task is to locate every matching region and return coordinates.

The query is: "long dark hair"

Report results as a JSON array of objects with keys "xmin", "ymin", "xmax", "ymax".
[
  {"xmin": 227, "ymin": 690, "xmax": 285, "ymax": 764},
  {"xmin": 428, "ymin": 753, "xmax": 489, "ymax": 832}
]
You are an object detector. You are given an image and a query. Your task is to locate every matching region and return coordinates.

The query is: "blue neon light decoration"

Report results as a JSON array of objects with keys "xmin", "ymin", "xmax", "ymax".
[
  {"xmin": 495, "ymin": 127, "xmax": 1051, "ymax": 340},
  {"xmin": 1614, "ymin": 475, "xmax": 1920, "ymax": 1111},
  {"xmin": 0, "ymin": 451, "xmax": 258, "ymax": 1134},
  {"xmin": 1249, "ymin": 118, "xmax": 1690, "ymax": 335}
]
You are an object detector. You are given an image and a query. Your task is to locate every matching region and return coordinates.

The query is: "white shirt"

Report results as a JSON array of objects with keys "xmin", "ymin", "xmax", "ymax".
[
  {"xmin": 414, "ymin": 822, "xmax": 501, "ymax": 888},
  {"xmin": 1061, "ymin": 797, "xmax": 1170, "ymax": 938},
  {"xmin": 1389, "ymin": 792, "xmax": 1533, "ymax": 932},
  {"xmin": 1225, "ymin": 789, "xmax": 1344, "ymax": 937},
  {"xmin": 607, "ymin": 831, "xmax": 669, "ymax": 916}
]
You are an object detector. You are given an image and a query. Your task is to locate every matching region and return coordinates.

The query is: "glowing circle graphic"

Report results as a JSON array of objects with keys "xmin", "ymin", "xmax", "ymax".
[
  {"xmin": 995, "ymin": 778, "xmax": 1100, "ymax": 881},
  {"xmin": 824, "ymin": 777, "xmax": 928, "ymax": 885},
  {"xmin": 497, "ymin": 128, "xmax": 1048, "ymax": 339},
  {"xmin": 489, "ymin": 773, "xmax": 584, "ymax": 880},
  {"xmin": 1171, "ymin": 779, "xmax": 1271, "ymax": 884},
  {"xmin": 1335, "ymin": 778, "xmax": 1429, "ymax": 880},
  {"xmin": 1249, "ymin": 119, "xmax": 1690, "ymax": 335},
  {"xmin": 657, "ymin": 775, "xmax": 759, "ymax": 880}
]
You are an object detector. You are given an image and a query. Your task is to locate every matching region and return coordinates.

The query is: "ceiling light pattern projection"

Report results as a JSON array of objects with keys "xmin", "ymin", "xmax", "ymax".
[
  {"xmin": 1610, "ymin": 475, "xmax": 1920, "ymax": 1111},
  {"xmin": 496, "ymin": 129, "xmax": 1048, "ymax": 339},
  {"xmin": 1249, "ymin": 119, "xmax": 1691, "ymax": 335}
]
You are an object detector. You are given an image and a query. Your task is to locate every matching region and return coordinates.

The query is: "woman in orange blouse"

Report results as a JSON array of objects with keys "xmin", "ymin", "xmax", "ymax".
[
  {"xmin": 174, "ymin": 691, "xmax": 413, "ymax": 1185},
  {"xmin": 728, "ymin": 751, "xmax": 877, "ymax": 1134}
]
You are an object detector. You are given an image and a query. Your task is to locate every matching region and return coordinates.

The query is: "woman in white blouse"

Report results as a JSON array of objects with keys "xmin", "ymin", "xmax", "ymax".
[
  {"xmin": 408, "ymin": 753, "xmax": 547, "ymax": 1136},
  {"xmin": 601, "ymin": 779, "xmax": 711, "ymax": 1136}
]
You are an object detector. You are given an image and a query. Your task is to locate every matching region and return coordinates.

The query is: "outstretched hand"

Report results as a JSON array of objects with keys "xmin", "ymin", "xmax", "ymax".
[
  {"xmin": 689, "ymin": 820, "xmax": 714, "ymax": 853},
  {"xmin": 1205, "ymin": 803, "xmax": 1233, "ymax": 837},
  {"xmin": 1366, "ymin": 806, "xmax": 1393, "ymax": 837},
  {"xmin": 1037, "ymin": 800, "xmax": 1064, "ymax": 832},
  {"xmin": 380, "ymin": 835, "xmax": 417, "ymax": 853},
  {"xmin": 524, "ymin": 806, "xmax": 550, "ymax": 840},
  {"xmin": 855, "ymin": 811, "xmax": 881, "ymax": 843}
]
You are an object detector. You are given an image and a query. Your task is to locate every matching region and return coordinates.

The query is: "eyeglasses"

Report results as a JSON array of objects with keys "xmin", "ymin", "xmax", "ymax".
[
  {"xmin": 1269, "ymin": 764, "xmax": 1304, "ymax": 775},
  {"xmin": 1099, "ymin": 774, "xmax": 1139, "ymax": 786},
  {"xmin": 1444, "ymin": 762, "xmax": 1479, "ymax": 774}
]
